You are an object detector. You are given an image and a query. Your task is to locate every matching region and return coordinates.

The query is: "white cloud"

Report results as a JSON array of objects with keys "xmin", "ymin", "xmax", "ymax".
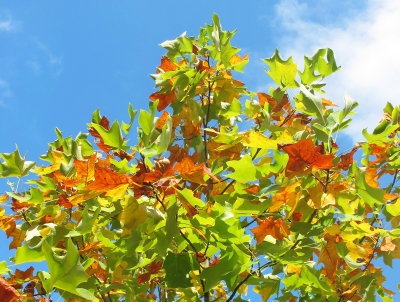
[
  {"xmin": 274, "ymin": 0, "xmax": 400, "ymax": 141},
  {"xmin": 0, "ymin": 11, "xmax": 20, "ymax": 32},
  {"xmin": 0, "ymin": 79, "xmax": 13, "ymax": 106},
  {"xmin": 27, "ymin": 39, "xmax": 63, "ymax": 76}
]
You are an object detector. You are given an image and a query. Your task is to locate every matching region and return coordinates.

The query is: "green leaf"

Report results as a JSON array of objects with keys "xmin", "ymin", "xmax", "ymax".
[
  {"xmin": 362, "ymin": 124, "xmax": 398, "ymax": 145},
  {"xmin": 16, "ymin": 243, "xmax": 45, "ymax": 264},
  {"xmin": 138, "ymin": 109, "xmax": 153, "ymax": 136},
  {"xmin": 0, "ymin": 147, "xmax": 36, "ymax": 177},
  {"xmin": 263, "ymin": 49, "xmax": 298, "ymax": 88},
  {"xmin": 163, "ymin": 252, "xmax": 194, "ymax": 288},
  {"xmin": 41, "ymin": 238, "xmax": 90, "ymax": 297},
  {"xmin": 226, "ymin": 155, "xmax": 257, "ymax": 182},
  {"xmin": 298, "ymin": 84, "xmax": 325, "ymax": 124},
  {"xmin": 121, "ymin": 103, "xmax": 137, "ymax": 134},
  {"xmin": 340, "ymin": 93, "xmax": 358, "ymax": 122},
  {"xmin": 356, "ymin": 168, "xmax": 384, "ymax": 207},
  {"xmin": 0, "ymin": 261, "xmax": 9, "ymax": 274},
  {"xmin": 91, "ymin": 120, "xmax": 124, "ymax": 149}
]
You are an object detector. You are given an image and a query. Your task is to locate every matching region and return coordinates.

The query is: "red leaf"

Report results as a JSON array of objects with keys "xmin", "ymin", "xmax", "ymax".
[
  {"xmin": 338, "ymin": 146, "xmax": 360, "ymax": 170},
  {"xmin": 0, "ymin": 276, "xmax": 23, "ymax": 302},
  {"xmin": 280, "ymin": 139, "xmax": 334, "ymax": 174}
]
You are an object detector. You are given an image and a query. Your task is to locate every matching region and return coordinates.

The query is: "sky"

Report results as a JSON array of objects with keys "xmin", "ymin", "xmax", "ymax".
[{"xmin": 1, "ymin": 0, "xmax": 400, "ymax": 300}]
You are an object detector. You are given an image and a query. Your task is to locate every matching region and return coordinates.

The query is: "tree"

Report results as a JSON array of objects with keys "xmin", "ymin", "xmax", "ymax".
[{"xmin": 0, "ymin": 13, "xmax": 399, "ymax": 302}]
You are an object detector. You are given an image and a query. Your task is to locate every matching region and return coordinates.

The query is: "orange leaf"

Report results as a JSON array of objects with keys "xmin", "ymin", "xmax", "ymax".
[
  {"xmin": 149, "ymin": 90, "xmax": 177, "ymax": 112},
  {"xmin": 84, "ymin": 166, "xmax": 132, "ymax": 198},
  {"xmin": 380, "ymin": 236, "xmax": 397, "ymax": 252},
  {"xmin": 155, "ymin": 111, "xmax": 170, "ymax": 130},
  {"xmin": 251, "ymin": 216, "xmax": 290, "ymax": 244},
  {"xmin": 229, "ymin": 53, "xmax": 249, "ymax": 66},
  {"xmin": 280, "ymin": 139, "xmax": 334, "ymax": 174},
  {"xmin": 0, "ymin": 276, "xmax": 23, "ymax": 302},
  {"xmin": 158, "ymin": 56, "xmax": 178, "ymax": 72},
  {"xmin": 318, "ymin": 234, "xmax": 341, "ymax": 280},
  {"xmin": 270, "ymin": 181, "xmax": 301, "ymax": 213},
  {"xmin": 0, "ymin": 194, "xmax": 8, "ymax": 204}
]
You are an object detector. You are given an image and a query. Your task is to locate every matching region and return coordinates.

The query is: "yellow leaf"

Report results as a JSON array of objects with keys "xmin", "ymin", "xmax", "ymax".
[
  {"xmin": 287, "ymin": 264, "xmax": 301, "ymax": 275},
  {"xmin": 34, "ymin": 150, "xmax": 66, "ymax": 175},
  {"xmin": 119, "ymin": 195, "xmax": 147, "ymax": 229},
  {"xmin": 325, "ymin": 225, "xmax": 341, "ymax": 236},
  {"xmin": 346, "ymin": 241, "xmax": 372, "ymax": 260},
  {"xmin": 241, "ymin": 130, "xmax": 293, "ymax": 150},
  {"xmin": 307, "ymin": 185, "xmax": 336, "ymax": 209},
  {"xmin": 69, "ymin": 191, "xmax": 101, "ymax": 207},
  {"xmin": 40, "ymin": 227, "xmax": 52, "ymax": 237},
  {"xmin": 105, "ymin": 183, "xmax": 129, "ymax": 200}
]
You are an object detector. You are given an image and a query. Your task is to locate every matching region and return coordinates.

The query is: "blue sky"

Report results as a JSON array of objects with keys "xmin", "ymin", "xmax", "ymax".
[{"xmin": 1, "ymin": 0, "xmax": 400, "ymax": 300}]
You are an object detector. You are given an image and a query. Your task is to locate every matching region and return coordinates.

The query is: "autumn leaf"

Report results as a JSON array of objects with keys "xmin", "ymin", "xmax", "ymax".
[
  {"xmin": 251, "ymin": 216, "xmax": 290, "ymax": 244},
  {"xmin": 380, "ymin": 236, "xmax": 397, "ymax": 252},
  {"xmin": 158, "ymin": 56, "xmax": 178, "ymax": 72},
  {"xmin": 318, "ymin": 233, "xmax": 341, "ymax": 280},
  {"xmin": 149, "ymin": 89, "xmax": 177, "ymax": 112},
  {"xmin": 338, "ymin": 146, "xmax": 360, "ymax": 171},
  {"xmin": 280, "ymin": 139, "xmax": 334, "ymax": 175},
  {"xmin": 270, "ymin": 180, "xmax": 301, "ymax": 215},
  {"xmin": 0, "ymin": 276, "xmax": 23, "ymax": 302},
  {"xmin": 84, "ymin": 165, "xmax": 132, "ymax": 199}
]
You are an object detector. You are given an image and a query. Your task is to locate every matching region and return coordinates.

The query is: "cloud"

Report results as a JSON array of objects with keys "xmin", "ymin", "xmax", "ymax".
[
  {"xmin": 0, "ymin": 11, "xmax": 20, "ymax": 32},
  {"xmin": 273, "ymin": 0, "xmax": 400, "ymax": 141},
  {"xmin": 0, "ymin": 79, "xmax": 13, "ymax": 106},
  {"xmin": 27, "ymin": 39, "xmax": 63, "ymax": 76}
]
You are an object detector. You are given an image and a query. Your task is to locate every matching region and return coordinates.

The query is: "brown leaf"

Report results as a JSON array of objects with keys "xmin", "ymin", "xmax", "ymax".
[
  {"xmin": 380, "ymin": 236, "xmax": 397, "ymax": 252},
  {"xmin": 0, "ymin": 276, "xmax": 23, "ymax": 302},
  {"xmin": 338, "ymin": 146, "xmax": 360, "ymax": 171},
  {"xmin": 318, "ymin": 233, "xmax": 341, "ymax": 280}
]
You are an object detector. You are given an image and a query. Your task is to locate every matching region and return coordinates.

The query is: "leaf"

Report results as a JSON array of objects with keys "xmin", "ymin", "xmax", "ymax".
[
  {"xmin": 318, "ymin": 233, "xmax": 341, "ymax": 281},
  {"xmin": 84, "ymin": 165, "xmax": 132, "ymax": 199},
  {"xmin": 280, "ymin": 139, "xmax": 334, "ymax": 174},
  {"xmin": 270, "ymin": 180, "xmax": 302, "ymax": 215},
  {"xmin": 356, "ymin": 168, "xmax": 384, "ymax": 207},
  {"xmin": 226, "ymin": 155, "xmax": 257, "ymax": 182},
  {"xmin": 251, "ymin": 216, "xmax": 290, "ymax": 244},
  {"xmin": 163, "ymin": 252, "xmax": 193, "ymax": 288},
  {"xmin": 119, "ymin": 195, "xmax": 147, "ymax": 229},
  {"xmin": 253, "ymin": 275, "xmax": 280, "ymax": 301},
  {"xmin": 263, "ymin": 49, "xmax": 298, "ymax": 88},
  {"xmin": 149, "ymin": 89, "xmax": 177, "ymax": 112},
  {"xmin": 241, "ymin": 130, "xmax": 293, "ymax": 150},
  {"xmin": 229, "ymin": 53, "xmax": 249, "ymax": 72},
  {"xmin": 41, "ymin": 238, "xmax": 90, "ymax": 297},
  {"xmin": 299, "ymin": 84, "xmax": 325, "ymax": 124},
  {"xmin": 0, "ymin": 147, "xmax": 36, "ymax": 177},
  {"xmin": 0, "ymin": 276, "xmax": 23, "ymax": 302},
  {"xmin": 91, "ymin": 120, "xmax": 124, "ymax": 150}
]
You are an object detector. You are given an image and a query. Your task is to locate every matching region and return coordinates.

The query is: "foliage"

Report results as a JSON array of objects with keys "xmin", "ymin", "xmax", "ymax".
[{"xmin": 1, "ymin": 14, "xmax": 400, "ymax": 302}]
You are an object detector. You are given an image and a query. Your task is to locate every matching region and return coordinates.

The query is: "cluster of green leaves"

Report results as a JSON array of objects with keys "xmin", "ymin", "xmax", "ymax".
[{"xmin": 1, "ymin": 14, "xmax": 400, "ymax": 302}]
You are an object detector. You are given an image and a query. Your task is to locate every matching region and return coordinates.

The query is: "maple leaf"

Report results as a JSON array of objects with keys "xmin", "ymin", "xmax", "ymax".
[
  {"xmin": 0, "ymin": 276, "xmax": 23, "ymax": 302},
  {"xmin": 174, "ymin": 155, "xmax": 218, "ymax": 185},
  {"xmin": 318, "ymin": 233, "xmax": 342, "ymax": 280},
  {"xmin": 270, "ymin": 180, "xmax": 301, "ymax": 214},
  {"xmin": 158, "ymin": 56, "xmax": 178, "ymax": 72},
  {"xmin": 88, "ymin": 116, "xmax": 113, "ymax": 153},
  {"xmin": 84, "ymin": 165, "xmax": 132, "ymax": 199},
  {"xmin": 280, "ymin": 139, "xmax": 334, "ymax": 175},
  {"xmin": 251, "ymin": 216, "xmax": 290, "ymax": 244},
  {"xmin": 380, "ymin": 236, "xmax": 397, "ymax": 252},
  {"xmin": 149, "ymin": 89, "xmax": 177, "ymax": 112},
  {"xmin": 338, "ymin": 146, "xmax": 360, "ymax": 170}
]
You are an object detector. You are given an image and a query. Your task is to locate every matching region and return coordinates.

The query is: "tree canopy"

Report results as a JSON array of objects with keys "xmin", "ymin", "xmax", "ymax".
[{"xmin": 1, "ymin": 13, "xmax": 400, "ymax": 302}]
